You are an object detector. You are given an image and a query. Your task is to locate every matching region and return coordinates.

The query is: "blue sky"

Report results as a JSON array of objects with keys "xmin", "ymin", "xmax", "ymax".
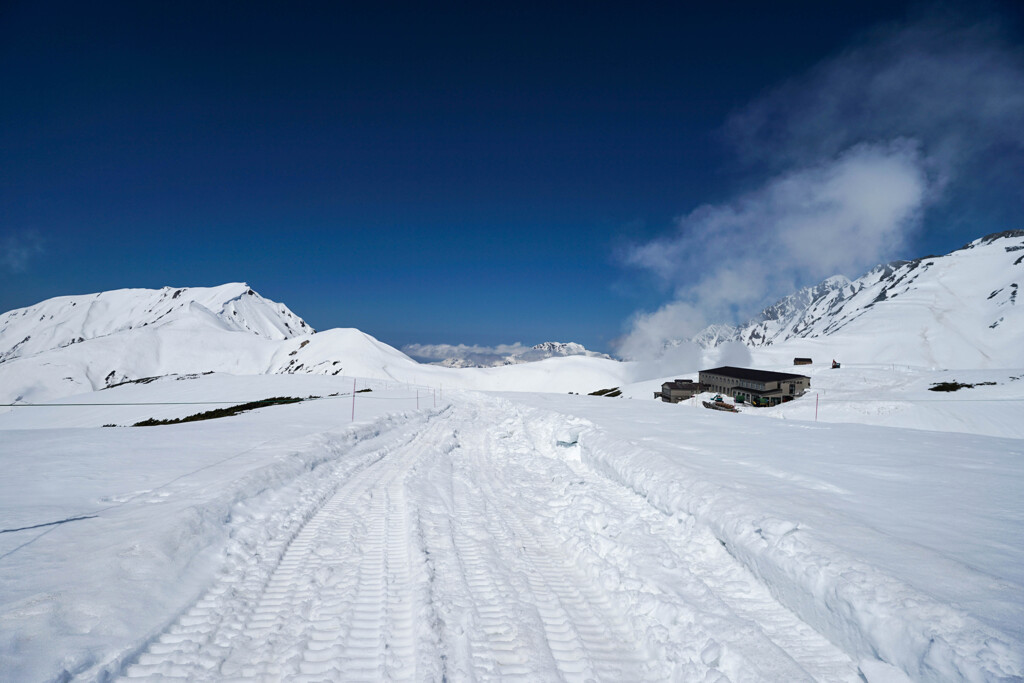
[{"xmin": 2, "ymin": 1, "xmax": 1023, "ymax": 355}]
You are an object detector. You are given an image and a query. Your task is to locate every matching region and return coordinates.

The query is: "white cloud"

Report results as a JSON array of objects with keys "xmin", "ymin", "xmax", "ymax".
[
  {"xmin": 1, "ymin": 231, "xmax": 44, "ymax": 272},
  {"xmin": 616, "ymin": 13, "xmax": 1024, "ymax": 360},
  {"xmin": 619, "ymin": 141, "xmax": 927, "ymax": 358},
  {"xmin": 615, "ymin": 301, "xmax": 706, "ymax": 362},
  {"xmin": 714, "ymin": 340, "xmax": 752, "ymax": 368},
  {"xmin": 402, "ymin": 342, "xmax": 530, "ymax": 363}
]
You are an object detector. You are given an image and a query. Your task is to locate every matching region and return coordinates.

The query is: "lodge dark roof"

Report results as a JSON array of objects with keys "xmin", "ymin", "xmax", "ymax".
[{"xmin": 700, "ymin": 366, "xmax": 809, "ymax": 382}]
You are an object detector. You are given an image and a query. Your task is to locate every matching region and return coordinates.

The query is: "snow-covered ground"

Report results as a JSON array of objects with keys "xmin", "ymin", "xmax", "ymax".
[
  {"xmin": 621, "ymin": 359, "xmax": 1024, "ymax": 440},
  {"xmin": 2, "ymin": 372, "xmax": 1021, "ymax": 681},
  {"xmin": 3, "ymin": 232, "xmax": 1023, "ymax": 680},
  {"xmin": 510, "ymin": 392, "xmax": 1023, "ymax": 680}
]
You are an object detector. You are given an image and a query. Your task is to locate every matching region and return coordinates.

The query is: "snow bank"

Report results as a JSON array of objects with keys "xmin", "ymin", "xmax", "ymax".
[
  {"xmin": 505, "ymin": 394, "xmax": 1024, "ymax": 681},
  {"xmin": 580, "ymin": 429, "xmax": 1020, "ymax": 680}
]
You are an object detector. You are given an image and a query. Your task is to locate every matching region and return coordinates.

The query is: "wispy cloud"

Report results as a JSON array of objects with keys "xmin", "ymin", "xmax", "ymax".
[
  {"xmin": 616, "ymin": 12, "xmax": 1024, "ymax": 360},
  {"xmin": 725, "ymin": 15, "xmax": 1024, "ymax": 179},
  {"xmin": 1, "ymin": 231, "xmax": 45, "ymax": 272}
]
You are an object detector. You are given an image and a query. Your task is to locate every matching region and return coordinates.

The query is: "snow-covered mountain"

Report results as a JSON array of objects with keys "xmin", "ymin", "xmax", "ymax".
[
  {"xmin": 440, "ymin": 341, "xmax": 612, "ymax": 368},
  {"xmin": 0, "ymin": 284, "xmax": 317, "ymax": 402},
  {"xmin": 3, "ymin": 229, "xmax": 1021, "ymax": 405},
  {"xmin": 689, "ymin": 230, "xmax": 1024, "ymax": 367},
  {"xmin": 518, "ymin": 341, "xmax": 612, "ymax": 362},
  {"xmin": 732, "ymin": 275, "xmax": 852, "ymax": 347},
  {"xmin": 0, "ymin": 286, "xmax": 631, "ymax": 404},
  {"xmin": 0, "ymin": 283, "xmax": 311, "ymax": 365}
]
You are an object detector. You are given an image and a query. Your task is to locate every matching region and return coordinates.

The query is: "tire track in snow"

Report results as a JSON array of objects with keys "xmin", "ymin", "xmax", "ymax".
[
  {"xmin": 118, "ymin": 413, "xmax": 448, "ymax": 681},
  {"xmin": 115, "ymin": 396, "xmax": 862, "ymax": 681},
  {"xmin": 412, "ymin": 408, "xmax": 650, "ymax": 682},
  {"xmin": 472, "ymin": 465, "xmax": 649, "ymax": 680},
  {"xmin": 463, "ymin": 399, "xmax": 862, "ymax": 681},
  {"xmin": 500, "ymin": 511, "xmax": 647, "ymax": 682}
]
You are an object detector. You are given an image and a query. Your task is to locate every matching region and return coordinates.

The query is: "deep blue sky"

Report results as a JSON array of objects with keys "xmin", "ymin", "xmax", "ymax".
[{"xmin": 2, "ymin": 1, "xmax": 1022, "ymax": 353}]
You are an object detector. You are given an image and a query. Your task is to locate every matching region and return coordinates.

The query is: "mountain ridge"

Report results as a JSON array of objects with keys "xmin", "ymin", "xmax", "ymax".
[
  {"xmin": 1, "ymin": 230, "xmax": 1021, "ymax": 404},
  {"xmin": 0, "ymin": 283, "xmax": 311, "ymax": 366},
  {"xmin": 426, "ymin": 341, "xmax": 612, "ymax": 368},
  {"xmin": 685, "ymin": 230, "xmax": 1023, "ymax": 368}
]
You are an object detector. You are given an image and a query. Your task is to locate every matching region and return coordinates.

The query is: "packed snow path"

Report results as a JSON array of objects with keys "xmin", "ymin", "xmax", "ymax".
[{"xmin": 119, "ymin": 398, "xmax": 861, "ymax": 681}]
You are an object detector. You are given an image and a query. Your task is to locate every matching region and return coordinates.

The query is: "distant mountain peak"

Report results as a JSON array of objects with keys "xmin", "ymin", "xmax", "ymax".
[{"xmin": 419, "ymin": 341, "xmax": 612, "ymax": 368}]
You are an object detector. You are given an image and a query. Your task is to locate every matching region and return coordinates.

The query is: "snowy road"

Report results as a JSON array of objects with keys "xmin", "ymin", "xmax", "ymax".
[{"xmin": 118, "ymin": 397, "xmax": 861, "ymax": 681}]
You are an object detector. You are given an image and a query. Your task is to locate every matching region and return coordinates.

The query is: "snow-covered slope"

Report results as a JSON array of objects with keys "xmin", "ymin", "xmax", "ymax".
[
  {"xmin": 0, "ymin": 287, "xmax": 632, "ymax": 404},
  {"xmin": 1, "ymin": 377, "xmax": 1021, "ymax": 681},
  {"xmin": 0, "ymin": 284, "xmax": 319, "ymax": 403},
  {"xmin": 733, "ymin": 275, "xmax": 852, "ymax": 346},
  {"xmin": 4, "ymin": 229, "xmax": 1022, "ymax": 406},
  {"xmin": 0, "ymin": 283, "xmax": 310, "ymax": 365},
  {"xmin": 690, "ymin": 230, "xmax": 1024, "ymax": 367}
]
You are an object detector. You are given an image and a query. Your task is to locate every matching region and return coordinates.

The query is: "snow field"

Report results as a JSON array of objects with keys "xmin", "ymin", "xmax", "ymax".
[
  {"xmin": 507, "ymin": 393, "xmax": 1023, "ymax": 681},
  {"xmin": 433, "ymin": 399, "xmax": 862, "ymax": 681},
  {"xmin": 120, "ymin": 412, "xmax": 446, "ymax": 681},
  {"xmin": 111, "ymin": 398, "xmax": 859, "ymax": 680},
  {"xmin": 2, "ymin": 374, "xmax": 1022, "ymax": 681},
  {"xmin": 0, "ymin": 391, "xmax": 437, "ymax": 681},
  {"xmin": 618, "ymin": 361, "xmax": 1024, "ymax": 440}
]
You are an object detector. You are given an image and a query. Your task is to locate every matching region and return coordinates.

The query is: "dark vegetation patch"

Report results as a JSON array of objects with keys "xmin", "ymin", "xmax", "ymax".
[
  {"xmin": 356, "ymin": 388, "xmax": 372, "ymax": 393},
  {"xmin": 107, "ymin": 376, "xmax": 160, "ymax": 388},
  {"xmin": 133, "ymin": 397, "xmax": 305, "ymax": 426},
  {"xmin": 105, "ymin": 371, "xmax": 214, "ymax": 389},
  {"xmin": 929, "ymin": 381, "xmax": 997, "ymax": 392},
  {"xmin": 589, "ymin": 387, "xmax": 622, "ymax": 397}
]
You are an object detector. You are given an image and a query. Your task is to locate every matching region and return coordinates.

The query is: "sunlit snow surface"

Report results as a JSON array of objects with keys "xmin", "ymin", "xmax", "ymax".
[
  {"xmin": 1, "ymin": 233, "xmax": 1023, "ymax": 680},
  {"xmin": 1, "ymin": 371, "xmax": 1021, "ymax": 682}
]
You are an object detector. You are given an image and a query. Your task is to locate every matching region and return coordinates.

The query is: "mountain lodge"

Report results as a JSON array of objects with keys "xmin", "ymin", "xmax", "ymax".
[{"xmin": 698, "ymin": 366, "xmax": 810, "ymax": 406}]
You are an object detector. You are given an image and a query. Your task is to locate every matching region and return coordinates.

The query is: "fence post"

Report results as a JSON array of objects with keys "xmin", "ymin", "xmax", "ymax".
[
  {"xmin": 351, "ymin": 378, "xmax": 356, "ymax": 421},
  {"xmin": 815, "ymin": 393, "xmax": 819, "ymax": 422}
]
